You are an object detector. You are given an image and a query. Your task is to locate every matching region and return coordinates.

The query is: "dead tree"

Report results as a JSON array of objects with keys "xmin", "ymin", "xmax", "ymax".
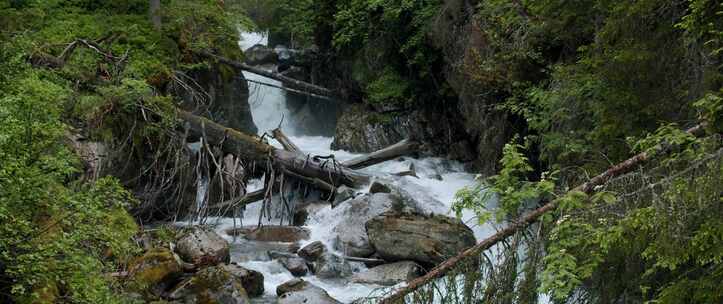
[{"xmin": 379, "ymin": 123, "xmax": 712, "ymax": 304}]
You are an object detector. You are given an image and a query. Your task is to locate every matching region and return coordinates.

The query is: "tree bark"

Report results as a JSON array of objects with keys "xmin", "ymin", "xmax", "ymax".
[
  {"xmin": 272, "ymin": 128, "xmax": 301, "ymax": 153},
  {"xmin": 342, "ymin": 139, "xmax": 419, "ymax": 170},
  {"xmin": 149, "ymin": 0, "xmax": 162, "ymax": 30},
  {"xmin": 177, "ymin": 110, "xmax": 369, "ymax": 188}
]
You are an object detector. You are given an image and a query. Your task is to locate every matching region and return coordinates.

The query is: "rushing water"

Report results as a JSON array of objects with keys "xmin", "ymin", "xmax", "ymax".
[{"xmin": 219, "ymin": 32, "xmax": 505, "ymax": 303}]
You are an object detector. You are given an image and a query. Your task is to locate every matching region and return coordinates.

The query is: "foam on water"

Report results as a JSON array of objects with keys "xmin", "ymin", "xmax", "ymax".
[{"xmin": 202, "ymin": 31, "xmax": 503, "ymax": 302}]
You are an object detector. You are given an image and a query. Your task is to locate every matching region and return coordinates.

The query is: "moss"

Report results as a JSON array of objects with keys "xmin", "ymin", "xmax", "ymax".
[
  {"xmin": 30, "ymin": 282, "xmax": 59, "ymax": 304},
  {"xmin": 128, "ymin": 248, "xmax": 182, "ymax": 293}
]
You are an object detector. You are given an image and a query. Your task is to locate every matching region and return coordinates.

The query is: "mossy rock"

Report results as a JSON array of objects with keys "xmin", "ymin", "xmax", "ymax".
[
  {"xmin": 128, "ymin": 248, "xmax": 183, "ymax": 298},
  {"xmin": 168, "ymin": 265, "xmax": 251, "ymax": 304}
]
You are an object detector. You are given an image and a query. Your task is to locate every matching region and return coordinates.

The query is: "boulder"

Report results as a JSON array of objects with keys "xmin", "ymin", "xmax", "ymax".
[
  {"xmin": 227, "ymin": 226, "xmax": 310, "ymax": 243},
  {"xmin": 176, "ymin": 226, "xmax": 230, "ymax": 267},
  {"xmin": 231, "ymin": 240, "xmax": 300, "ymax": 263},
  {"xmin": 245, "ymin": 44, "xmax": 278, "ymax": 65},
  {"xmin": 222, "ymin": 264, "xmax": 264, "ymax": 297},
  {"xmin": 350, "ymin": 261, "xmax": 423, "ymax": 286},
  {"xmin": 267, "ymin": 251, "xmax": 309, "ymax": 277},
  {"xmin": 331, "ymin": 193, "xmax": 398, "ymax": 257},
  {"xmin": 168, "ymin": 265, "xmax": 250, "ymax": 304},
  {"xmin": 332, "ymin": 185, "xmax": 355, "ymax": 208},
  {"xmin": 311, "ymin": 253, "xmax": 352, "ymax": 279},
  {"xmin": 297, "ymin": 241, "xmax": 326, "ymax": 261},
  {"xmin": 366, "ymin": 211, "xmax": 476, "ymax": 266},
  {"xmin": 369, "ymin": 181, "xmax": 392, "ymax": 194},
  {"xmin": 276, "ymin": 279, "xmax": 341, "ymax": 304},
  {"xmin": 128, "ymin": 248, "xmax": 183, "ymax": 297}
]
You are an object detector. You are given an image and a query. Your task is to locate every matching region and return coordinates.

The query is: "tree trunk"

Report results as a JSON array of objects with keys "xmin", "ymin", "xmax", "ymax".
[
  {"xmin": 149, "ymin": 0, "xmax": 162, "ymax": 30},
  {"xmin": 342, "ymin": 138, "xmax": 419, "ymax": 170},
  {"xmin": 177, "ymin": 110, "xmax": 369, "ymax": 188}
]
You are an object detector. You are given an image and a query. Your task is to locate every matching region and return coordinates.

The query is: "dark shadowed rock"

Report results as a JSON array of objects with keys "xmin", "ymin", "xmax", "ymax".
[
  {"xmin": 292, "ymin": 200, "xmax": 328, "ymax": 226},
  {"xmin": 350, "ymin": 261, "xmax": 423, "ymax": 286},
  {"xmin": 168, "ymin": 265, "xmax": 250, "ymax": 304},
  {"xmin": 332, "ymin": 185, "xmax": 356, "ymax": 208},
  {"xmin": 176, "ymin": 226, "xmax": 230, "ymax": 267},
  {"xmin": 281, "ymin": 257, "xmax": 309, "ymax": 277},
  {"xmin": 297, "ymin": 241, "xmax": 327, "ymax": 261},
  {"xmin": 369, "ymin": 181, "xmax": 392, "ymax": 194},
  {"xmin": 245, "ymin": 44, "xmax": 278, "ymax": 65},
  {"xmin": 366, "ymin": 211, "xmax": 476, "ymax": 266},
  {"xmin": 222, "ymin": 263, "xmax": 264, "ymax": 297},
  {"xmin": 276, "ymin": 279, "xmax": 341, "ymax": 304}
]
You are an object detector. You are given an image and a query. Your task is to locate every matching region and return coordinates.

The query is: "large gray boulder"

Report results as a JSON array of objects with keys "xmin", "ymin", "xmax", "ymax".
[
  {"xmin": 297, "ymin": 241, "xmax": 327, "ymax": 261},
  {"xmin": 276, "ymin": 279, "xmax": 341, "ymax": 304},
  {"xmin": 311, "ymin": 253, "xmax": 353, "ymax": 279},
  {"xmin": 176, "ymin": 226, "xmax": 230, "ymax": 267},
  {"xmin": 128, "ymin": 248, "xmax": 183, "ymax": 297},
  {"xmin": 331, "ymin": 193, "xmax": 399, "ymax": 257},
  {"xmin": 366, "ymin": 211, "xmax": 476, "ymax": 266},
  {"xmin": 168, "ymin": 265, "xmax": 251, "ymax": 304},
  {"xmin": 350, "ymin": 261, "xmax": 423, "ymax": 286},
  {"xmin": 222, "ymin": 263, "xmax": 265, "ymax": 297}
]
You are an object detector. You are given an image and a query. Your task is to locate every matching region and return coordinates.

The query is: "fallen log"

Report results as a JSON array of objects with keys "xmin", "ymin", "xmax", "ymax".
[
  {"xmin": 177, "ymin": 110, "xmax": 369, "ymax": 188},
  {"xmin": 272, "ymin": 128, "xmax": 301, "ymax": 153},
  {"xmin": 198, "ymin": 51, "xmax": 334, "ymax": 98},
  {"xmin": 245, "ymin": 78, "xmax": 333, "ymax": 101},
  {"xmin": 209, "ymin": 188, "xmax": 266, "ymax": 210},
  {"xmin": 379, "ymin": 123, "xmax": 711, "ymax": 304},
  {"xmin": 342, "ymin": 139, "xmax": 419, "ymax": 170}
]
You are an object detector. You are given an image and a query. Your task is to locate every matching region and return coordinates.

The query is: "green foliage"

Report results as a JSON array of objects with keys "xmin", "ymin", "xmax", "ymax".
[
  {"xmin": 454, "ymin": 137, "xmax": 555, "ymax": 224},
  {"xmin": 366, "ymin": 68, "xmax": 411, "ymax": 107}
]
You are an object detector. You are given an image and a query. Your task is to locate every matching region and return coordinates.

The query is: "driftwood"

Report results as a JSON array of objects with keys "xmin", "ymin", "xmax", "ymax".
[
  {"xmin": 209, "ymin": 188, "xmax": 266, "ymax": 210},
  {"xmin": 272, "ymin": 128, "xmax": 301, "ymax": 153},
  {"xmin": 379, "ymin": 123, "xmax": 710, "ymax": 304},
  {"xmin": 245, "ymin": 78, "xmax": 334, "ymax": 101},
  {"xmin": 198, "ymin": 51, "xmax": 334, "ymax": 98},
  {"xmin": 342, "ymin": 139, "xmax": 419, "ymax": 170}
]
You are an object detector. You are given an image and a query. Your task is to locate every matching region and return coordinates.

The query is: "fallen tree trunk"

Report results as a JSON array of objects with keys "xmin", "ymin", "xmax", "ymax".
[
  {"xmin": 177, "ymin": 110, "xmax": 369, "ymax": 188},
  {"xmin": 342, "ymin": 139, "xmax": 419, "ymax": 170},
  {"xmin": 197, "ymin": 51, "xmax": 334, "ymax": 98},
  {"xmin": 379, "ymin": 123, "xmax": 710, "ymax": 304},
  {"xmin": 210, "ymin": 188, "xmax": 266, "ymax": 210},
  {"xmin": 272, "ymin": 128, "xmax": 301, "ymax": 153}
]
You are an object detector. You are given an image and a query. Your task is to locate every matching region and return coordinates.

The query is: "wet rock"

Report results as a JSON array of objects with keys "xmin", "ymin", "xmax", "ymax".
[
  {"xmin": 223, "ymin": 264, "xmax": 265, "ymax": 297},
  {"xmin": 297, "ymin": 241, "xmax": 326, "ymax": 261},
  {"xmin": 227, "ymin": 226, "xmax": 310, "ymax": 243},
  {"xmin": 292, "ymin": 200, "xmax": 328, "ymax": 226},
  {"xmin": 366, "ymin": 211, "xmax": 476, "ymax": 266},
  {"xmin": 332, "ymin": 185, "xmax": 355, "ymax": 208},
  {"xmin": 245, "ymin": 44, "xmax": 278, "ymax": 65},
  {"xmin": 168, "ymin": 265, "xmax": 250, "ymax": 304},
  {"xmin": 176, "ymin": 226, "xmax": 230, "ymax": 267},
  {"xmin": 281, "ymin": 257, "xmax": 310, "ymax": 277},
  {"xmin": 276, "ymin": 279, "xmax": 341, "ymax": 304},
  {"xmin": 332, "ymin": 193, "xmax": 398, "ymax": 257},
  {"xmin": 350, "ymin": 261, "xmax": 423, "ymax": 286},
  {"xmin": 311, "ymin": 253, "xmax": 352, "ymax": 279},
  {"xmin": 230, "ymin": 240, "xmax": 299, "ymax": 263},
  {"xmin": 128, "ymin": 248, "xmax": 183, "ymax": 297},
  {"xmin": 369, "ymin": 181, "xmax": 392, "ymax": 194},
  {"xmin": 267, "ymin": 251, "xmax": 309, "ymax": 277}
]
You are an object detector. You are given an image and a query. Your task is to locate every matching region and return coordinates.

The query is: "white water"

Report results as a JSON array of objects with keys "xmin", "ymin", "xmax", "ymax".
[{"xmin": 218, "ymin": 31, "xmax": 548, "ymax": 303}]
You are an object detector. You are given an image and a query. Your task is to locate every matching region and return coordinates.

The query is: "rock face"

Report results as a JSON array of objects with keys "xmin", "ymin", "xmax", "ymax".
[
  {"xmin": 350, "ymin": 261, "xmax": 424, "ymax": 286},
  {"xmin": 176, "ymin": 227, "xmax": 230, "ymax": 267},
  {"xmin": 331, "ymin": 193, "xmax": 398, "ymax": 257},
  {"xmin": 427, "ymin": 0, "xmax": 516, "ymax": 175},
  {"xmin": 276, "ymin": 279, "xmax": 342, "ymax": 304},
  {"xmin": 168, "ymin": 265, "xmax": 251, "ymax": 304},
  {"xmin": 128, "ymin": 248, "xmax": 183, "ymax": 296},
  {"xmin": 331, "ymin": 104, "xmax": 475, "ymax": 163},
  {"xmin": 227, "ymin": 226, "xmax": 311, "ymax": 243},
  {"xmin": 366, "ymin": 211, "xmax": 476, "ymax": 266}
]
